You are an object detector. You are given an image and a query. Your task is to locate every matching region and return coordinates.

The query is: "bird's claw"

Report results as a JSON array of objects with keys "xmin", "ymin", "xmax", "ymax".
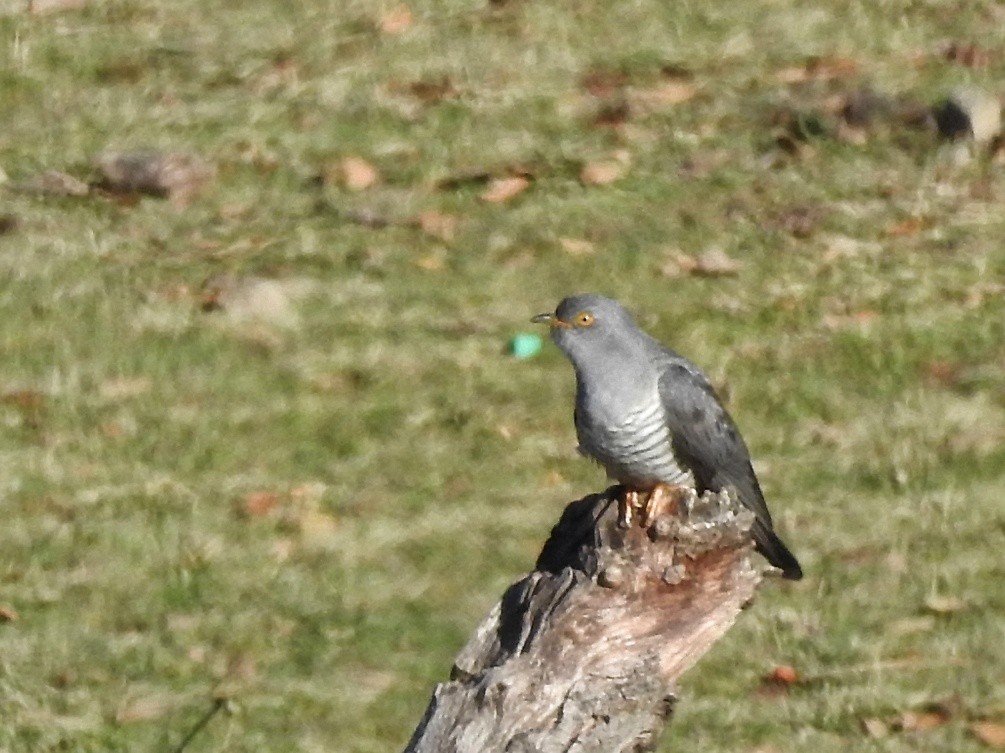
[
  {"xmin": 639, "ymin": 483, "xmax": 683, "ymax": 528},
  {"xmin": 617, "ymin": 488, "xmax": 641, "ymax": 528}
]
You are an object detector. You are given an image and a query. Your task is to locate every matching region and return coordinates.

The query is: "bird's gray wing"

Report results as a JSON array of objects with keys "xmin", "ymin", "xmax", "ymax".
[{"xmin": 656, "ymin": 358, "xmax": 774, "ymax": 528}]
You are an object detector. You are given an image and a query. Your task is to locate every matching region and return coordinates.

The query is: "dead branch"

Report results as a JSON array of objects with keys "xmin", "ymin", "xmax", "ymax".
[{"xmin": 403, "ymin": 485, "xmax": 762, "ymax": 753}]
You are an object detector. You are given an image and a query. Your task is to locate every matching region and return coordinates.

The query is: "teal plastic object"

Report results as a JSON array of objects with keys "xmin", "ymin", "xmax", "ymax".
[{"xmin": 509, "ymin": 332, "xmax": 543, "ymax": 359}]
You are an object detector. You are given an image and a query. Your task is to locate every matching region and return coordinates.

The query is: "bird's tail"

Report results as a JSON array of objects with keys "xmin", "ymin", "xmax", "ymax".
[{"xmin": 752, "ymin": 519, "xmax": 803, "ymax": 580}]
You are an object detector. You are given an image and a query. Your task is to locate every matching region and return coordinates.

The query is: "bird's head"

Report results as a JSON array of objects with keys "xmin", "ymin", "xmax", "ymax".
[{"xmin": 531, "ymin": 294, "xmax": 640, "ymax": 366}]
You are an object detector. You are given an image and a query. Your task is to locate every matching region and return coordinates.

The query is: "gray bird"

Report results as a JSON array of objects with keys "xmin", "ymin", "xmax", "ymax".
[{"xmin": 533, "ymin": 293, "xmax": 803, "ymax": 580}]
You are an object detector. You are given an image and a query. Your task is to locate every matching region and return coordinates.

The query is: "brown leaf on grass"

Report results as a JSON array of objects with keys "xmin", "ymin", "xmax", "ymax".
[
  {"xmin": 379, "ymin": 4, "xmax": 413, "ymax": 34},
  {"xmin": 885, "ymin": 216, "xmax": 931, "ymax": 237},
  {"xmin": 241, "ymin": 491, "xmax": 280, "ymax": 518},
  {"xmin": 0, "ymin": 605, "xmax": 18, "ymax": 622},
  {"xmin": 580, "ymin": 160, "xmax": 627, "ymax": 186},
  {"xmin": 559, "ymin": 237, "xmax": 595, "ymax": 256},
  {"xmin": 340, "ymin": 156, "xmax": 379, "ymax": 191},
  {"xmin": 630, "ymin": 80, "xmax": 698, "ymax": 112},
  {"xmin": 769, "ymin": 665, "xmax": 799, "ymax": 685},
  {"xmin": 404, "ymin": 76, "xmax": 460, "ymax": 103},
  {"xmin": 942, "ymin": 41, "xmax": 994, "ymax": 68},
  {"xmin": 592, "ymin": 100, "xmax": 631, "ymax": 128},
  {"xmin": 1, "ymin": 389, "xmax": 46, "ymax": 410},
  {"xmin": 924, "ymin": 594, "xmax": 967, "ymax": 614},
  {"xmin": 99, "ymin": 376, "xmax": 153, "ymax": 401},
  {"xmin": 298, "ymin": 510, "xmax": 339, "ymax": 552},
  {"xmin": 774, "ymin": 55, "xmax": 858, "ymax": 84},
  {"xmin": 767, "ymin": 204, "xmax": 824, "ymax": 238},
  {"xmin": 254, "ymin": 53, "xmax": 299, "ymax": 94},
  {"xmin": 0, "ymin": 214, "xmax": 17, "ymax": 235},
  {"xmin": 757, "ymin": 665, "xmax": 800, "ymax": 697},
  {"xmin": 414, "ymin": 250, "xmax": 446, "ymax": 271},
  {"xmin": 115, "ymin": 695, "xmax": 172, "ymax": 724},
  {"xmin": 821, "ymin": 309, "xmax": 879, "ymax": 331},
  {"xmin": 678, "ymin": 248, "xmax": 742, "ymax": 277},
  {"xmin": 580, "ymin": 69, "xmax": 630, "ymax": 97},
  {"xmin": 972, "ymin": 721, "xmax": 1005, "ymax": 748},
  {"xmin": 921, "ymin": 360, "xmax": 961, "ymax": 389},
  {"xmin": 894, "ymin": 707, "xmax": 952, "ymax": 731},
  {"xmin": 28, "ymin": 0, "xmax": 86, "ymax": 14},
  {"xmin": 16, "ymin": 170, "xmax": 90, "ymax": 197},
  {"xmin": 95, "ymin": 150, "xmax": 215, "ymax": 208},
  {"xmin": 862, "ymin": 718, "xmax": 889, "ymax": 738},
  {"xmin": 412, "ymin": 210, "xmax": 458, "ymax": 242},
  {"xmin": 479, "ymin": 176, "xmax": 529, "ymax": 203}
]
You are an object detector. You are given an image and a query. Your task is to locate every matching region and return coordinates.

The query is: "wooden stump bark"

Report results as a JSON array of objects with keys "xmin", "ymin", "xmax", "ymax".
[{"xmin": 403, "ymin": 485, "xmax": 764, "ymax": 753}]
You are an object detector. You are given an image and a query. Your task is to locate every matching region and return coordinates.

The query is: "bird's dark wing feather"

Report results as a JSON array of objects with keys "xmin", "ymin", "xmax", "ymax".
[
  {"xmin": 656, "ymin": 359, "xmax": 774, "ymax": 527},
  {"xmin": 656, "ymin": 356, "xmax": 803, "ymax": 580}
]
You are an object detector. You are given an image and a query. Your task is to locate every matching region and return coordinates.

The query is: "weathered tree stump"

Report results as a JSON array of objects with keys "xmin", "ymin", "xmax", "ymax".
[{"xmin": 403, "ymin": 485, "xmax": 764, "ymax": 753}]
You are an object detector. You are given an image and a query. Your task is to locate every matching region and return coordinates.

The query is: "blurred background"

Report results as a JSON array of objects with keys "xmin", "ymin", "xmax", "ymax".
[{"xmin": 1, "ymin": 1, "xmax": 1004, "ymax": 751}]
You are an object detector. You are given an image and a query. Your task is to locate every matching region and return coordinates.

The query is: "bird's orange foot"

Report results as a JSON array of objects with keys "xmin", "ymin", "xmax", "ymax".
[
  {"xmin": 617, "ymin": 487, "xmax": 642, "ymax": 528},
  {"xmin": 640, "ymin": 483, "xmax": 686, "ymax": 528}
]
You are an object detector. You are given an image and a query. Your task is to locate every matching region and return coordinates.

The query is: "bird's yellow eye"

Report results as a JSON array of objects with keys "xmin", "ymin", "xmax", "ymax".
[{"xmin": 575, "ymin": 311, "xmax": 595, "ymax": 327}]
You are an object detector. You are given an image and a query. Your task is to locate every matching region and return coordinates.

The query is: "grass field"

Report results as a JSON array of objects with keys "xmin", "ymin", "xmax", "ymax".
[{"xmin": 2, "ymin": 1, "xmax": 1004, "ymax": 751}]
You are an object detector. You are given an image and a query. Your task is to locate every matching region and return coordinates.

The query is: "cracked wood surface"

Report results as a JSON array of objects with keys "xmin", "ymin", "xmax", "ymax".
[{"xmin": 403, "ymin": 486, "xmax": 763, "ymax": 753}]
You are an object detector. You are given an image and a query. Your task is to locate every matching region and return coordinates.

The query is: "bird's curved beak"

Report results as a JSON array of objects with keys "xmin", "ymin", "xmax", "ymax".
[{"xmin": 531, "ymin": 312, "xmax": 571, "ymax": 329}]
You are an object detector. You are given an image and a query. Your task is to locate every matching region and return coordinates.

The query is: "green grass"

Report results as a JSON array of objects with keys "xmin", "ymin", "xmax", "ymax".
[{"xmin": 2, "ymin": 1, "xmax": 1004, "ymax": 751}]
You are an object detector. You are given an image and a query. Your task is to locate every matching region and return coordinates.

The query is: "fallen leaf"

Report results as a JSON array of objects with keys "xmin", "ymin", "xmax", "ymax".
[
  {"xmin": 16, "ymin": 170, "xmax": 90, "ymax": 197},
  {"xmin": 0, "ymin": 605, "xmax": 18, "ymax": 622},
  {"xmin": 414, "ymin": 251, "xmax": 446, "ymax": 271},
  {"xmin": 889, "ymin": 615, "xmax": 936, "ymax": 635},
  {"xmin": 592, "ymin": 100, "xmax": 631, "ymax": 128},
  {"xmin": 340, "ymin": 156, "xmax": 379, "ymax": 191},
  {"xmin": 99, "ymin": 376, "xmax": 153, "ymax": 401},
  {"xmin": 28, "ymin": 0, "xmax": 86, "ymax": 14},
  {"xmin": 676, "ymin": 248, "xmax": 742, "ymax": 277},
  {"xmin": 580, "ymin": 160, "xmax": 627, "ymax": 186},
  {"xmin": 852, "ymin": 309, "xmax": 879, "ymax": 326},
  {"xmin": 769, "ymin": 665, "xmax": 799, "ymax": 685},
  {"xmin": 943, "ymin": 41, "xmax": 994, "ymax": 68},
  {"xmin": 271, "ymin": 537, "xmax": 296, "ymax": 562},
  {"xmin": 403, "ymin": 77, "xmax": 456, "ymax": 103},
  {"xmin": 298, "ymin": 510, "xmax": 339, "ymax": 552},
  {"xmin": 972, "ymin": 721, "xmax": 1005, "ymax": 748},
  {"xmin": 379, "ymin": 4, "xmax": 413, "ymax": 34},
  {"xmin": 580, "ymin": 69, "xmax": 629, "ymax": 97},
  {"xmin": 241, "ymin": 491, "xmax": 279, "ymax": 518},
  {"xmin": 921, "ymin": 360, "xmax": 961, "ymax": 388},
  {"xmin": 559, "ymin": 238, "xmax": 595, "ymax": 256},
  {"xmin": 774, "ymin": 55, "xmax": 858, "ymax": 84},
  {"xmin": 862, "ymin": 718, "xmax": 889, "ymax": 738},
  {"xmin": 413, "ymin": 210, "xmax": 457, "ymax": 242},
  {"xmin": 115, "ymin": 695, "xmax": 172, "ymax": 724},
  {"xmin": 543, "ymin": 470, "xmax": 568, "ymax": 487},
  {"xmin": 885, "ymin": 216, "xmax": 930, "ymax": 237},
  {"xmin": 0, "ymin": 214, "xmax": 17, "ymax": 235},
  {"xmin": 756, "ymin": 668, "xmax": 795, "ymax": 698},
  {"xmin": 479, "ymin": 176, "xmax": 529, "ymax": 203},
  {"xmin": 100, "ymin": 421, "xmax": 125, "ymax": 439},
  {"xmin": 768, "ymin": 204, "xmax": 823, "ymax": 238},
  {"xmin": 1, "ymin": 390, "xmax": 46, "ymax": 410},
  {"xmin": 630, "ymin": 81, "xmax": 698, "ymax": 111},
  {"xmin": 895, "ymin": 708, "xmax": 952, "ymax": 731},
  {"xmin": 924, "ymin": 594, "xmax": 967, "ymax": 614}
]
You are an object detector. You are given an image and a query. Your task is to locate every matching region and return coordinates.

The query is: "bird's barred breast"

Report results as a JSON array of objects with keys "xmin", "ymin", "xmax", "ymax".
[{"xmin": 581, "ymin": 399, "xmax": 692, "ymax": 487}]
